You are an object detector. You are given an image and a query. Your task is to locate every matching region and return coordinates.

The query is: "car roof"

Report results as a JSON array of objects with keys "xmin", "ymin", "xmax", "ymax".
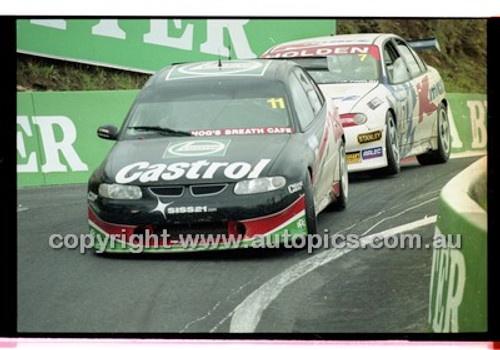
[
  {"xmin": 263, "ymin": 33, "xmax": 399, "ymax": 54},
  {"xmin": 148, "ymin": 59, "xmax": 298, "ymax": 87}
]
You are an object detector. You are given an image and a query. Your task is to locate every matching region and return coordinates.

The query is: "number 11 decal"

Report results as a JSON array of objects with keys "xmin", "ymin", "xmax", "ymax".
[{"xmin": 267, "ymin": 98, "xmax": 285, "ymax": 109}]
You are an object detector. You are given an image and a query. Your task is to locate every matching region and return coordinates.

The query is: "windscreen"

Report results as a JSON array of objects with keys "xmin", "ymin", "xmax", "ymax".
[
  {"xmin": 123, "ymin": 79, "xmax": 292, "ymax": 139},
  {"xmin": 289, "ymin": 48, "xmax": 381, "ymax": 84}
]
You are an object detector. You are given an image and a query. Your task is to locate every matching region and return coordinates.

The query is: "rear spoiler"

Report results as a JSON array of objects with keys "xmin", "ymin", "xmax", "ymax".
[{"xmin": 407, "ymin": 38, "xmax": 441, "ymax": 52}]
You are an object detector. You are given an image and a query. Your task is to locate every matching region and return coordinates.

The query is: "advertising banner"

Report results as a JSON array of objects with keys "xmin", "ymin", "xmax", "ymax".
[
  {"xmin": 447, "ymin": 93, "xmax": 487, "ymax": 155},
  {"xmin": 17, "ymin": 19, "xmax": 337, "ymax": 73},
  {"xmin": 17, "ymin": 91, "xmax": 138, "ymax": 187}
]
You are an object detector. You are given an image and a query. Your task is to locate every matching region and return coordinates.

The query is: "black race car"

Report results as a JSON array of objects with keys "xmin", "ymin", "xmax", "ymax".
[{"xmin": 88, "ymin": 59, "xmax": 347, "ymax": 252}]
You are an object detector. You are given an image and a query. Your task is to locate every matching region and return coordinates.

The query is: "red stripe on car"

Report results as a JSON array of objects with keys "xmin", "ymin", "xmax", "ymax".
[{"xmin": 235, "ymin": 195, "xmax": 306, "ymax": 239}]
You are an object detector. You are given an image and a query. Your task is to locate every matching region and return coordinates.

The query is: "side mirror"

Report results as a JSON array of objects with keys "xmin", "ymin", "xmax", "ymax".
[{"xmin": 97, "ymin": 125, "xmax": 119, "ymax": 140}]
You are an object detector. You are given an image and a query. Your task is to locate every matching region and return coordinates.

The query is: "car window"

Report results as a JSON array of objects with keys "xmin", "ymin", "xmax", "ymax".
[
  {"xmin": 123, "ymin": 79, "xmax": 292, "ymax": 139},
  {"xmin": 412, "ymin": 48, "xmax": 428, "ymax": 73},
  {"xmin": 304, "ymin": 70, "xmax": 326, "ymax": 106},
  {"xmin": 293, "ymin": 68, "xmax": 323, "ymax": 115},
  {"xmin": 289, "ymin": 73, "xmax": 316, "ymax": 129},
  {"xmin": 287, "ymin": 45, "xmax": 381, "ymax": 84},
  {"xmin": 396, "ymin": 39, "xmax": 423, "ymax": 78},
  {"xmin": 384, "ymin": 41, "xmax": 411, "ymax": 84}
]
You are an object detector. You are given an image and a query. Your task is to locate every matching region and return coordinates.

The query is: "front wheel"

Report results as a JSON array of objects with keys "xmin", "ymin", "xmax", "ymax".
[
  {"xmin": 417, "ymin": 103, "xmax": 451, "ymax": 165},
  {"xmin": 376, "ymin": 112, "xmax": 400, "ymax": 176},
  {"xmin": 303, "ymin": 173, "xmax": 318, "ymax": 236}
]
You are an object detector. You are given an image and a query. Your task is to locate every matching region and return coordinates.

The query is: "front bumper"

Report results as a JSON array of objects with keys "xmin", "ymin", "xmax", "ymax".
[
  {"xmin": 344, "ymin": 125, "xmax": 387, "ymax": 173},
  {"xmin": 88, "ymin": 194, "xmax": 307, "ymax": 253}
]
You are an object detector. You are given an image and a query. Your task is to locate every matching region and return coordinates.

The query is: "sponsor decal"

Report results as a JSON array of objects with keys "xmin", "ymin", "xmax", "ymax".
[
  {"xmin": 190, "ymin": 127, "xmax": 293, "ymax": 137},
  {"xmin": 340, "ymin": 95, "xmax": 359, "ymax": 102},
  {"xmin": 115, "ymin": 159, "xmax": 271, "ymax": 184},
  {"xmin": 163, "ymin": 140, "xmax": 230, "ymax": 158},
  {"xmin": 296, "ymin": 218, "xmax": 306, "ymax": 230},
  {"xmin": 288, "ymin": 181, "xmax": 303, "ymax": 194},
  {"xmin": 87, "ymin": 191, "xmax": 98, "ymax": 202},
  {"xmin": 367, "ymin": 97, "xmax": 383, "ymax": 110},
  {"xmin": 357, "ymin": 130, "xmax": 382, "ymax": 144},
  {"xmin": 166, "ymin": 60, "xmax": 271, "ymax": 80},
  {"xmin": 262, "ymin": 45, "xmax": 380, "ymax": 61},
  {"xmin": 429, "ymin": 80, "xmax": 445, "ymax": 102},
  {"xmin": 307, "ymin": 135, "xmax": 319, "ymax": 150},
  {"xmin": 417, "ymin": 75, "xmax": 438, "ymax": 123},
  {"xmin": 346, "ymin": 152, "xmax": 361, "ymax": 164},
  {"xmin": 150, "ymin": 198, "xmax": 217, "ymax": 219},
  {"xmin": 150, "ymin": 199, "xmax": 173, "ymax": 218},
  {"xmin": 361, "ymin": 147, "xmax": 383, "ymax": 160},
  {"xmin": 167, "ymin": 205, "xmax": 217, "ymax": 214}
]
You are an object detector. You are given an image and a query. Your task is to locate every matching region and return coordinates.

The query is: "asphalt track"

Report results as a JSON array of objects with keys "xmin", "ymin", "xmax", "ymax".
[{"xmin": 17, "ymin": 156, "xmax": 480, "ymax": 333}]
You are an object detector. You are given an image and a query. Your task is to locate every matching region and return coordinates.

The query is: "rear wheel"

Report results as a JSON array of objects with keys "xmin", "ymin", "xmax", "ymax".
[
  {"xmin": 330, "ymin": 141, "xmax": 348, "ymax": 211},
  {"xmin": 417, "ymin": 103, "xmax": 451, "ymax": 165},
  {"xmin": 376, "ymin": 111, "xmax": 400, "ymax": 176}
]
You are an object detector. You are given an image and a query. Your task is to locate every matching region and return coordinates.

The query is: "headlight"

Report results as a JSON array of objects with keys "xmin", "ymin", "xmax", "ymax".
[
  {"xmin": 98, "ymin": 183, "xmax": 142, "ymax": 199},
  {"xmin": 234, "ymin": 176, "xmax": 286, "ymax": 195},
  {"xmin": 340, "ymin": 113, "xmax": 368, "ymax": 127}
]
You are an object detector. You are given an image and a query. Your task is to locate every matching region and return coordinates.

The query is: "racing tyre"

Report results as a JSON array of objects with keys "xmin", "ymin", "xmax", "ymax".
[
  {"xmin": 304, "ymin": 173, "xmax": 318, "ymax": 236},
  {"xmin": 416, "ymin": 103, "xmax": 451, "ymax": 165},
  {"xmin": 330, "ymin": 141, "xmax": 348, "ymax": 211},
  {"xmin": 377, "ymin": 112, "xmax": 400, "ymax": 176}
]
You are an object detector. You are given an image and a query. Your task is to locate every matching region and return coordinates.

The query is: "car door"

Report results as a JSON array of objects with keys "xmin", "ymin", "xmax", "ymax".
[
  {"xmin": 288, "ymin": 67, "xmax": 333, "ymax": 209},
  {"xmin": 394, "ymin": 38, "xmax": 437, "ymax": 155}
]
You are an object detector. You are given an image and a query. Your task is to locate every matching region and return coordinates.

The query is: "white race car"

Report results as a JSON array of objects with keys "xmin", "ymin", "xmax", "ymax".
[{"xmin": 262, "ymin": 33, "xmax": 451, "ymax": 175}]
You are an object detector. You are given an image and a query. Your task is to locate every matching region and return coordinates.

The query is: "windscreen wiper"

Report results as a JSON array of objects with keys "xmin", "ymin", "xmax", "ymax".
[{"xmin": 128, "ymin": 125, "xmax": 192, "ymax": 136}]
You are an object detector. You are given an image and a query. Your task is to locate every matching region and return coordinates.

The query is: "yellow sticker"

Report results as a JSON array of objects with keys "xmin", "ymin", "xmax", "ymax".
[
  {"xmin": 267, "ymin": 97, "xmax": 285, "ymax": 109},
  {"xmin": 358, "ymin": 54, "xmax": 367, "ymax": 61},
  {"xmin": 346, "ymin": 152, "xmax": 361, "ymax": 164},
  {"xmin": 357, "ymin": 130, "xmax": 382, "ymax": 144}
]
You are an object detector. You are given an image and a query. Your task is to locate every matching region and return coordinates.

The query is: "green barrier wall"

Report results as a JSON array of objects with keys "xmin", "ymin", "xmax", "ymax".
[
  {"xmin": 428, "ymin": 157, "xmax": 487, "ymax": 332},
  {"xmin": 17, "ymin": 91, "xmax": 138, "ymax": 187},
  {"xmin": 17, "ymin": 92, "xmax": 487, "ymax": 187}
]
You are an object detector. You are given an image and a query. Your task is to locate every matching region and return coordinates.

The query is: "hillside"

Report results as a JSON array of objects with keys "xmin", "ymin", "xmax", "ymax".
[{"xmin": 16, "ymin": 19, "xmax": 487, "ymax": 93}]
